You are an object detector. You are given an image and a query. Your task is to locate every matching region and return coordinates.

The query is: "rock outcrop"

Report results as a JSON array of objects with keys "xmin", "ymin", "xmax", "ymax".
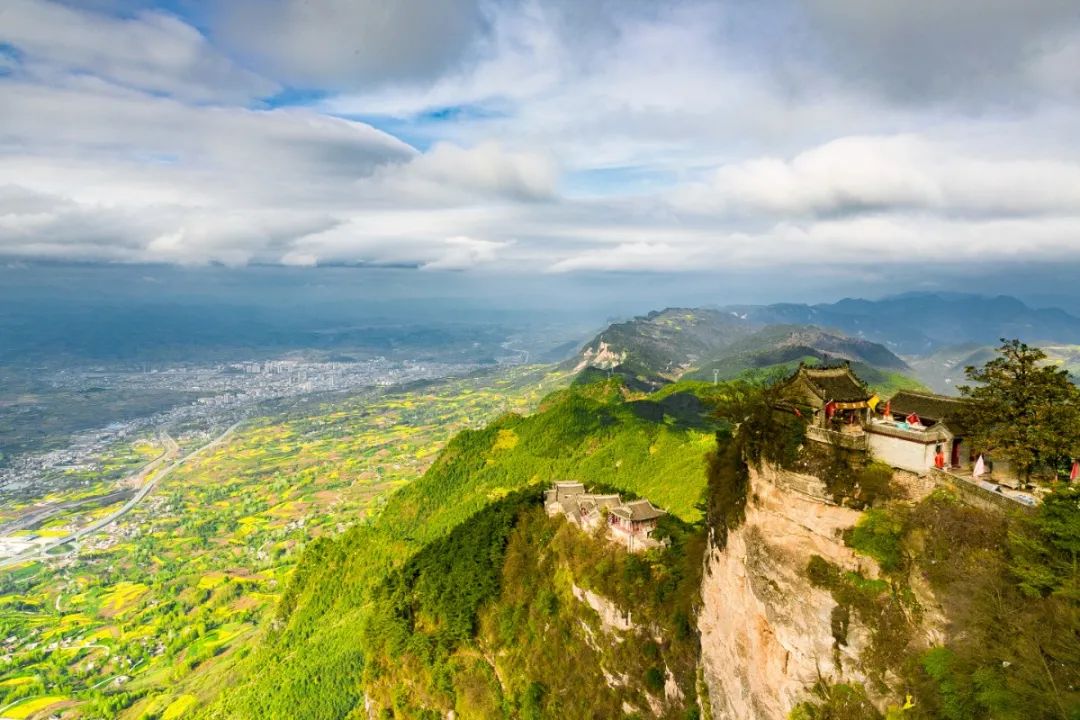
[{"xmin": 697, "ymin": 464, "xmax": 877, "ymax": 719}]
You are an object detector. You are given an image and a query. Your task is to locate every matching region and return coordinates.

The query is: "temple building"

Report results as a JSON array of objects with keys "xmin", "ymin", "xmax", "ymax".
[
  {"xmin": 774, "ymin": 364, "xmax": 873, "ymax": 426},
  {"xmin": 545, "ymin": 481, "xmax": 666, "ymax": 552},
  {"xmin": 773, "ymin": 364, "xmax": 875, "ymax": 450},
  {"xmin": 773, "ymin": 363, "xmax": 980, "ymax": 476},
  {"xmin": 608, "ymin": 499, "xmax": 665, "ymax": 543}
]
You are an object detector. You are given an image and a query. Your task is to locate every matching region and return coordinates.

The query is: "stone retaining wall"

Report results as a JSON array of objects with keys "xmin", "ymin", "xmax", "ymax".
[{"xmin": 930, "ymin": 469, "xmax": 1035, "ymax": 514}]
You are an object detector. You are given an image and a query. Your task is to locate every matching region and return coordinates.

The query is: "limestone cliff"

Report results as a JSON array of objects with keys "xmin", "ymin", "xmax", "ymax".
[{"xmin": 697, "ymin": 463, "xmax": 880, "ymax": 719}]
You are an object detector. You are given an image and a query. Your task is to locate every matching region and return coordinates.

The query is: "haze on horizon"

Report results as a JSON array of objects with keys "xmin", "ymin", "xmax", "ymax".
[{"xmin": 2, "ymin": 0, "xmax": 1080, "ymax": 293}]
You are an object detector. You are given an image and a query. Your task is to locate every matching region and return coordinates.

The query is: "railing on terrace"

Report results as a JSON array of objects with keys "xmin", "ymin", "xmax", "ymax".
[
  {"xmin": 805, "ymin": 425, "xmax": 868, "ymax": 450},
  {"xmin": 864, "ymin": 420, "xmax": 949, "ymax": 443}
]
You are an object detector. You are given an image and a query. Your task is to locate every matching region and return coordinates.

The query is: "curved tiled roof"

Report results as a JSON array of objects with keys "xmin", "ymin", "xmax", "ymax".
[
  {"xmin": 548, "ymin": 483, "xmax": 666, "ymax": 524},
  {"xmin": 791, "ymin": 365, "xmax": 870, "ymax": 402},
  {"xmin": 611, "ymin": 499, "xmax": 664, "ymax": 522},
  {"xmin": 887, "ymin": 391, "xmax": 972, "ymax": 427}
]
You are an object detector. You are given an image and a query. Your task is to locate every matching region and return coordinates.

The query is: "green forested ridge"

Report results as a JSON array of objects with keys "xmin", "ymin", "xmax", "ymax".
[
  {"xmin": 201, "ymin": 377, "xmax": 721, "ymax": 719},
  {"xmin": 360, "ymin": 500, "xmax": 706, "ymax": 718},
  {"xmin": 190, "ymin": 368, "xmax": 1077, "ymax": 720},
  {"xmin": 575, "ymin": 307, "xmax": 757, "ymax": 380},
  {"xmin": 684, "ymin": 324, "xmax": 907, "ymax": 383}
]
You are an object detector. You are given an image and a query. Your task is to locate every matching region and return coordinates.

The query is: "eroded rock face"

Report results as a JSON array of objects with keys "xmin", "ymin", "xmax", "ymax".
[
  {"xmin": 572, "ymin": 582, "xmax": 635, "ymax": 633},
  {"xmin": 698, "ymin": 465, "xmax": 874, "ymax": 720},
  {"xmin": 575, "ymin": 341, "xmax": 627, "ymax": 372}
]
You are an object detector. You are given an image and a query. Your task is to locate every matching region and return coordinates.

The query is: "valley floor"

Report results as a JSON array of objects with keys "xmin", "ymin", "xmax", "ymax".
[{"xmin": 0, "ymin": 365, "xmax": 566, "ymax": 719}]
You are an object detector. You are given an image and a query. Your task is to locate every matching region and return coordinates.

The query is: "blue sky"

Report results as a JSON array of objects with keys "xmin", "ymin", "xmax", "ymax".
[{"xmin": 1, "ymin": 0, "xmax": 1080, "ymax": 280}]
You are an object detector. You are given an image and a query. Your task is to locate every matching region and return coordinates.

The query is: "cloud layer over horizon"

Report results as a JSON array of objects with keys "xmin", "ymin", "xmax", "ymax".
[{"xmin": 2, "ymin": 0, "xmax": 1080, "ymax": 273}]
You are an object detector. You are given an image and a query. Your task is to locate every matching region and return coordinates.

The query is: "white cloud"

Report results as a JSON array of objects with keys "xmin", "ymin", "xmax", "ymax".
[
  {"xmin": 212, "ymin": 0, "xmax": 489, "ymax": 89},
  {"xmin": 801, "ymin": 0, "xmax": 1080, "ymax": 105},
  {"xmin": 0, "ymin": 0, "xmax": 277, "ymax": 103},
  {"xmin": 0, "ymin": 71, "xmax": 558, "ymax": 266},
  {"xmin": 370, "ymin": 142, "xmax": 558, "ymax": 203},
  {"xmin": 320, "ymin": 1, "xmax": 565, "ymax": 117},
  {"xmin": 541, "ymin": 213, "xmax": 1080, "ymax": 273},
  {"xmin": 421, "ymin": 236, "xmax": 511, "ymax": 270},
  {"xmin": 672, "ymin": 135, "xmax": 1080, "ymax": 219},
  {"xmin": 0, "ymin": 77, "xmax": 420, "ymax": 264},
  {"xmin": 2, "ymin": 0, "xmax": 1080, "ymax": 277},
  {"xmin": 1028, "ymin": 28, "xmax": 1080, "ymax": 103},
  {"xmin": 548, "ymin": 242, "xmax": 686, "ymax": 273}
]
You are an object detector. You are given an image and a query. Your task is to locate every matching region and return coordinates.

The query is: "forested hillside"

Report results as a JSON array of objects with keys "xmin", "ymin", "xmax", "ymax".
[
  {"xmin": 200, "ymin": 377, "xmax": 722, "ymax": 718},
  {"xmin": 574, "ymin": 308, "xmax": 756, "ymax": 380},
  {"xmin": 192, "ymin": 368, "xmax": 1077, "ymax": 720}
]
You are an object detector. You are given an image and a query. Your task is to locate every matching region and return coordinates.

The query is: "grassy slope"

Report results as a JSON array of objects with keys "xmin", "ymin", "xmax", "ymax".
[{"xmin": 202, "ymin": 378, "xmax": 718, "ymax": 719}]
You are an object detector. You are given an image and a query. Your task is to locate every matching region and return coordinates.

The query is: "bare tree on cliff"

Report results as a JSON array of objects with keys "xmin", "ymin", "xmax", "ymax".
[{"xmin": 958, "ymin": 339, "xmax": 1080, "ymax": 483}]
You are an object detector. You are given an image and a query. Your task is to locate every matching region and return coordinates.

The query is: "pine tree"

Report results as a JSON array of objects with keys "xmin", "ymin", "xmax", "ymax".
[{"xmin": 958, "ymin": 339, "xmax": 1080, "ymax": 482}]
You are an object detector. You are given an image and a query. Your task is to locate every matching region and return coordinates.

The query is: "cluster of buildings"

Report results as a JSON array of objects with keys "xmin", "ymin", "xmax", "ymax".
[
  {"xmin": 775, "ymin": 365, "xmax": 975, "ymax": 474},
  {"xmin": 774, "ymin": 364, "xmax": 1039, "ymax": 505},
  {"xmin": 543, "ymin": 362, "xmax": 1044, "ymax": 552},
  {"xmin": 545, "ymin": 481, "xmax": 667, "ymax": 552}
]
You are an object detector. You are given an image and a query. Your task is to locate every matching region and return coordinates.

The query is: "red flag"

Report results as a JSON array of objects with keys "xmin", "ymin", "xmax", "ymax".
[
  {"xmin": 1071, "ymin": 460, "xmax": 1079, "ymax": 482},
  {"xmin": 883, "ymin": 400, "xmax": 891, "ymax": 417},
  {"xmin": 824, "ymin": 401, "xmax": 836, "ymax": 419},
  {"xmin": 906, "ymin": 412, "xmax": 921, "ymax": 426}
]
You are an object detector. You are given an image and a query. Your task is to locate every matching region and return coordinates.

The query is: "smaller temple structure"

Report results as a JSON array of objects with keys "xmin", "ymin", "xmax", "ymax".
[{"xmin": 545, "ymin": 481, "xmax": 666, "ymax": 552}]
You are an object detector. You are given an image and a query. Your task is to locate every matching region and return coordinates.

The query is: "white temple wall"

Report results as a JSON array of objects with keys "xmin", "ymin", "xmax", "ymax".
[{"xmin": 867, "ymin": 433, "xmax": 936, "ymax": 475}]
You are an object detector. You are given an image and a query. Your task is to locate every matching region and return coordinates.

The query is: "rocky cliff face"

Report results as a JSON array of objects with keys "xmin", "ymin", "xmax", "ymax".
[{"xmin": 697, "ymin": 464, "xmax": 879, "ymax": 719}]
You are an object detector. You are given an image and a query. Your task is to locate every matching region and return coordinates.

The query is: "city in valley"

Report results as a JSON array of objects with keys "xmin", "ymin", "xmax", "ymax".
[{"xmin": 0, "ymin": 356, "xmax": 502, "ymax": 564}]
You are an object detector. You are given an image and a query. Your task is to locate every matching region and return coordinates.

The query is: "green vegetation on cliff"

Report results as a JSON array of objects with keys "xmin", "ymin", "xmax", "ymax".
[
  {"xmin": 703, "ymin": 363, "xmax": 1080, "ymax": 720},
  {"xmin": 205, "ymin": 377, "xmax": 721, "ymax": 719},
  {"xmin": 360, "ymin": 500, "xmax": 705, "ymax": 718},
  {"xmin": 797, "ymin": 486, "xmax": 1080, "ymax": 720}
]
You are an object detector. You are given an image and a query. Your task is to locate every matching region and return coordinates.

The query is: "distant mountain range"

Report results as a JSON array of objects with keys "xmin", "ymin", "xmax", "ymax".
[
  {"xmin": 681, "ymin": 324, "xmax": 911, "ymax": 388},
  {"xmin": 574, "ymin": 293, "xmax": 1080, "ymax": 394},
  {"xmin": 721, "ymin": 292, "xmax": 1080, "ymax": 355},
  {"xmin": 908, "ymin": 342, "xmax": 1080, "ymax": 394},
  {"xmin": 574, "ymin": 308, "xmax": 917, "ymax": 393}
]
